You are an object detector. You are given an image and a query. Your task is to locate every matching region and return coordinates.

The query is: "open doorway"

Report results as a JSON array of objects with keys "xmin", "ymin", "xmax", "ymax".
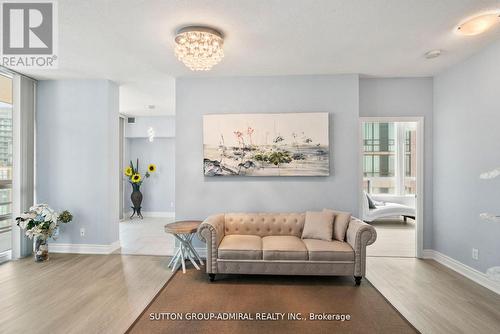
[
  {"xmin": 359, "ymin": 118, "xmax": 423, "ymax": 258},
  {"xmin": 117, "ymin": 115, "xmax": 176, "ymax": 256}
]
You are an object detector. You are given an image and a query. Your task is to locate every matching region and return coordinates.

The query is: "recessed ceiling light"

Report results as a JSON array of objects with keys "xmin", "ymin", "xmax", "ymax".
[
  {"xmin": 174, "ymin": 26, "xmax": 224, "ymax": 71},
  {"xmin": 424, "ymin": 49, "xmax": 442, "ymax": 59},
  {"xmin": 456, "ymin": 12, "xmax": 500, "ymax": 36}
]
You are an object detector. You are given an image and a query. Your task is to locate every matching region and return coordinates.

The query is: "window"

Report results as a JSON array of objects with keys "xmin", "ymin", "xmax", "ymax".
[
  {"xmin": 363, "ymin": 121, "xmax": 416, "ymax": 195},
  {"xmin": 404, "ymin": 124, "xmax": 417, "ymax": 194},
  {"xmin": 362, "ymin": 122, "xmax": 396, "ymax": 194},
  {"xmin": 0, "ymin": 74, "xmax": 12, "ymax": 254}
]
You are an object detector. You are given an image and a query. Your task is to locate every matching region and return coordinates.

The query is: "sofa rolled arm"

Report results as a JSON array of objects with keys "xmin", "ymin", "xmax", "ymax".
[
  {"xmin": 346, "ymin": 217, "xmax": 377, "ymax": 277},
  {"xmin": 197, "ymin": 214, "xmax": 225, "ymax": 274}
]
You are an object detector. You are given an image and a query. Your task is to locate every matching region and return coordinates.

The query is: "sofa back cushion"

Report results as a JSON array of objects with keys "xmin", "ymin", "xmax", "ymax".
[
  {"xmin": 224, "ymin": 213, "xmax": 305, "ymax": 237},
  {"xmin": 323, "ymin": 209, "xmax": 352, "ymax": 241},
  {"xmin": 301, "ymin": 211, "xmax": 334, "ymax": 241}
]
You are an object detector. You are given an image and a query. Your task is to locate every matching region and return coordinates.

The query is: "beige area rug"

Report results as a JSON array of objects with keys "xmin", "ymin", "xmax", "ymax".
[{"xmin": 128, "ymin": 264, "xmax": 418, "ymax": 334}]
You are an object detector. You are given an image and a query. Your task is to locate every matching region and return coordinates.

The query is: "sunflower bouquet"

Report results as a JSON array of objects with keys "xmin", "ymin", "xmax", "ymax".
[
  {"xmin": 125, "ymin": 159, "xmax": 156, "ymax": 219},
  {"xmin": 124, "ymin": 159, "xmax": 156, "ymax": 188}
]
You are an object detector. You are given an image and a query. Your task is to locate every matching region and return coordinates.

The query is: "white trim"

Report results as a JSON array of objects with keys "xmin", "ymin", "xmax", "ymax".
[
  {"xmin": 109, "ymin": 240, "xmax": 121, "ymax": 253},
  {"xmin": 423, "ymin": 249, "xmax": 500, "ymax": 295},
  {"xmin": 358, "ymin": 116, "xmax": 424, "ymax": 259},
  {"xmin": 0, "ymin": 250, "xmax": 12, "ymax": 264},
  {"xmin": 49, "ymin": 241, "xmax": 121, "ymax": 255}
]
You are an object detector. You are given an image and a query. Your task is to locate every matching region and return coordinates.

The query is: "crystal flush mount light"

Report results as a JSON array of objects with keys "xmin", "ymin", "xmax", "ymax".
[
  {"xmin": 174, "ymin": 26, "xmax": 224, "ymax": 71},
  {"xmin": 456, "ymin": 12, "xmax": 500, "ymax": 36}
]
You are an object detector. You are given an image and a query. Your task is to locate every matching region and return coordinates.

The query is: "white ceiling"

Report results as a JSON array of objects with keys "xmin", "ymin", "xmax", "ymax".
[{"xmin": 18, "ymin": 0, "xmax": 500, "ymax": 115}]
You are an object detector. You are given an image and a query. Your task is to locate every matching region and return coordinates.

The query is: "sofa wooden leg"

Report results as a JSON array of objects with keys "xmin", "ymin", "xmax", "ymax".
[
  {"xmin": 354, "ymin": 276, "xmax": 362, "ymax": 286},
  {"xmin": 208, "ymin": 274, "xmax": 216, "ymax": 282}
]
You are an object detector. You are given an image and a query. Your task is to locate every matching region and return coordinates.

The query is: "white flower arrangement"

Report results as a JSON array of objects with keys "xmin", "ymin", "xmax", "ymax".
[{"xmin": 16, "ymin": 204, "xmax": 73, "ymax": 240}]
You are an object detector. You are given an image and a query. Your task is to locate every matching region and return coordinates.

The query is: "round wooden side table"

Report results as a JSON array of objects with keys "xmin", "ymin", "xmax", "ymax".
[{"xmin": 164, "ymin": 220, "xmax": 204, "ymax": 273}]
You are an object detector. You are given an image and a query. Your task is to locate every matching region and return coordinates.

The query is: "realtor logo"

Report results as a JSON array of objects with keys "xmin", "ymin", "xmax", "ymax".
[{"xmin": 1, "ymin": 0, "xmax": 58, "ymax": 68}]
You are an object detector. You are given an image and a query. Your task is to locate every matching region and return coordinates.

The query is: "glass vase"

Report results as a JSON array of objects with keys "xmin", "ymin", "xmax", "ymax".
[{"xmin": 33, "ymin": 236, "xmax": 49, "ymax": 262}]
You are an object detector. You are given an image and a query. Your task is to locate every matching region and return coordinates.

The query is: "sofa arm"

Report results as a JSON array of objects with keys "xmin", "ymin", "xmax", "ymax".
[
  {"xmin": 197, "ymin": 214, "xmax": 225, "ymax": 274},
  {"xmin": 346, "ymin": 217, "xmax": 377, "ymax": 277}
]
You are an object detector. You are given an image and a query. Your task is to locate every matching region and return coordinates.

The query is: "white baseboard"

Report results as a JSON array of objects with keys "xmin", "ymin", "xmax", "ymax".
[
  {"xmin": 423, "ymin": 249, "xmax": 500, "ymax": 295},
  {"xmin": 0, "ymin": 250, "xmax": 12, "ymax": 264},
  {"xmin": 124, "ymin": 211, "xmax": 175, "ymax": 218},
  {"xmin": 49, "ymin": 240, "xmax": 121, "ymax": 255},
  {"xmin": 109, "ymin": 240, "xmax": 121, "ymax": 253}
]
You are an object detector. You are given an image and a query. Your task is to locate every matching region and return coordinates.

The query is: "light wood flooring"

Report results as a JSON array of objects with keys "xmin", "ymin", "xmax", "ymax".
[
  {"xmin": 1, "ymin": 248, "xmax": 499, "ymax": 334},
  {"xmin": 0, "ymin": 253, "xmax": 173, "ymax": 334},
  {"xmin": 367, "ymin": 218, "xmax": 416, "ymax": 257},
  {"xmin": 366, "ymin": 257, "xmax": 500, "ymax": 334}
]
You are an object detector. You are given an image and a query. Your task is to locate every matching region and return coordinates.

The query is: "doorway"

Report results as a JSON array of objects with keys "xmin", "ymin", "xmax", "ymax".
[
  {"xmin": 359, "ymin": 117, "xmax": 423, "ymax": 258},
  {"xmin": 119, "ymin": 116, "xmax": 124, "ymax": 221},
  {"xmin": 117, "ymin": 115, "xmax": 176, "ymax": 256}
]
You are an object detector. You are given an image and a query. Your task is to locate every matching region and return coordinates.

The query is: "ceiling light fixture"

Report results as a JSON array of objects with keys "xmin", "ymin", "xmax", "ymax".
[
  {"xmin": 174, "ymin": 26, "xmax": 224, "ymax": 71},
  {"xmin": 456, "ymin": 12, "xmax": 500, "ymax": 36},
  {"xmin": 424, "ymin": 49, "xmax": 442, "ymax": 59}
]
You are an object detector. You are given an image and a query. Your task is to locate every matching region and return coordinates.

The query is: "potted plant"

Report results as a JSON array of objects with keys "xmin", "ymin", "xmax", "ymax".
[
  {"xmin": 16, "ymin": 205, "xmax": 73, "ymax": 262},
  {"xmin": 124, "ymin": 159, "xmax": 156, "ymax": 219}
]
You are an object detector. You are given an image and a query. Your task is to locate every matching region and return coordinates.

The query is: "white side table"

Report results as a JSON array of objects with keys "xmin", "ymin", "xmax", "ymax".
[{"xmin": 165, "ymin": 220, "xmax": 204, "ymax": 273}]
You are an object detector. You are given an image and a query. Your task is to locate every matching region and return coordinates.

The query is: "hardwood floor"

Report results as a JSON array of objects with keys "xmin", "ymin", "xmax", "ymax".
[
  {"xmin": 366, "ymin": 218, "xmax": 415, "ymax": 257},
  {"xmin": 0, "ymin": 253, "xmax": 173, "ymax": 334},
  {"xmin": 2, "ymin": 250, "xmax": 499, "ymax": 334},
  {"xmin": 366, "ymin": 257, "xmax": 500, "ymax": 334}
]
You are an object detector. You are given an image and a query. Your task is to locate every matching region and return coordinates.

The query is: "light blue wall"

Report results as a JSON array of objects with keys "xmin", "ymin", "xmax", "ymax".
[
  {"xmin": 434, "ymin": 40, "xmax": 500, "ymax": 272},
  {"xmin": 124, "ymin": 138, "xmax": 175, "ymax": 213},
  {"xmin": 176, "ymin": 75, "xmax": 360, "ymax": 227},
  {"xmin": 36, "ymin": 80, "xmax": 120, "ymax": 245},
  {"xmin": 125, "ymin": 116, "xmax": 175, "ymax": 138},
  {"xmin": 359, "ymin": 77, "xmax": 434, "ymax": 249}
]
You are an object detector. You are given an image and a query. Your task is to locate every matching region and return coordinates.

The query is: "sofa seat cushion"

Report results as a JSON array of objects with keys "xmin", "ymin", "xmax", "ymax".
[
  {"xmin": 218, "ymin": 235, "xmax": 262, "ymax": 260},
  {"xmin": 302, "ymin": 239, "xmax": 355, "ymax": 261},
  {"xmin": 262, "ymin": 236, "xmax": 308, "ymax": 260}
]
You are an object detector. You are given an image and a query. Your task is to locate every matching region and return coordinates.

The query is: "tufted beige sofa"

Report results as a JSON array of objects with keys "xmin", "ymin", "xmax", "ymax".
[{"xmin": 197, "ymin": 212, "xmax": 376, "ymax": 285}]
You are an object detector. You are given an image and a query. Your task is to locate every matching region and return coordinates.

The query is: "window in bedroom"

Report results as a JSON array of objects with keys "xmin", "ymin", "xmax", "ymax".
[{"xmin": 362, "ymin": 122, "xmax": 416, "ymax": 195}]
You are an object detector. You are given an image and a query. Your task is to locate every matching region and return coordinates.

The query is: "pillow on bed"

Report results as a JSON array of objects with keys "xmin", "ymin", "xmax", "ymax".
[
  {"xmin": 301, "ymin": 211, "xmax": 335, "ymax": 241},
  {"xmin": 366, "ymin": 193, "xmax": 377, "ymax": 209},
  {"xmin": 323, "ymin": 209, "xmax": 352, "ymax": 241}
]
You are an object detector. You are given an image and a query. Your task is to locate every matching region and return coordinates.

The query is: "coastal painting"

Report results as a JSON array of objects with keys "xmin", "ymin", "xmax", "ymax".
[{"xmin": 203, "ymin": 112, "xmax": 330, "ymax": 176}]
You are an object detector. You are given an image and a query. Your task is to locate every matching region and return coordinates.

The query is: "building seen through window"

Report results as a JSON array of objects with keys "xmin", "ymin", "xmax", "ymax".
[
  {"xmin": 363, "ymin": 122, "xmax": 416, "ymax": 195},
  {"xmin": 0, "ymin": 74, "xmax": 12, "ymax": 254}
]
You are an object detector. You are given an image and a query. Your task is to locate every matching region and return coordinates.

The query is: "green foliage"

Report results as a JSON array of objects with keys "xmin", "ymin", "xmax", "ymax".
[
  {"xmin": 58, "ymin": 210, "xmax": 73, "ymax": 223},
  {"xmin": 268, "ymin": 151, "xmax": 292, "ymax": 166},
  {"xmin": 253, "ymin": 153, "xmax": 269, "ymax": 162}
]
